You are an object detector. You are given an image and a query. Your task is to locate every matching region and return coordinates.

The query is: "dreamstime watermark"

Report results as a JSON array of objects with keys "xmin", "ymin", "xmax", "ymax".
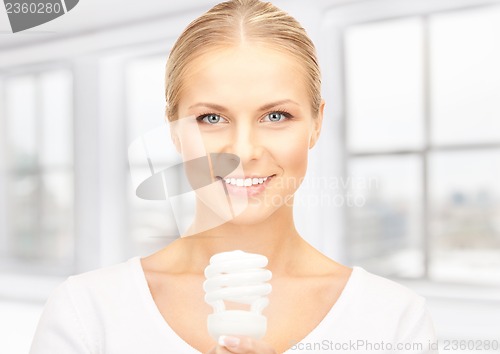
[{"xmin": 2, "ymin": 0, "xmax": 79, "ymax": 33}]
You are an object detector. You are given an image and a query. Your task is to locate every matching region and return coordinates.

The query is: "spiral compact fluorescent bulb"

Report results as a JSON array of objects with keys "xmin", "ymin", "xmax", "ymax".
[{"xmin": 203, "ymin": 250, "xmax": 272, "ymax": 340}]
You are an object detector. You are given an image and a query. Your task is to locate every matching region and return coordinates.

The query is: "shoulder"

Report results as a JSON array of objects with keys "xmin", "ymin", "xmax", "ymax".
[
  {"xmin": 351, "ymin": 267, "xmax": 425, "ymax": 307},
  {"xmin": 65, "ymin": 257, "xmax": 139, "ymax": 293},
  {"xmin": 31, "ymin": 258, "xmax": 141, "ymax": 353},
  {"xmin": 345, "ymin": 267, "xmax": 429, "ymax": 324},
  {"xmin": 352, "ymin": 268, "xmax": 437, "ymax": 344},
  {"xmin": 47, "ymin": 257, "xmax": 143, "ymax": 317},
  {"xmin": 333, "ymin": 267, "xmax": 435, "ymax": 340}
]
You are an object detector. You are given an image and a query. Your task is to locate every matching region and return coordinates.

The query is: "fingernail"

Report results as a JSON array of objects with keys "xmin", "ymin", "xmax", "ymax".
[{"xmin": 218, "ymin": 335, "xmax": 240, "ymax": 347}]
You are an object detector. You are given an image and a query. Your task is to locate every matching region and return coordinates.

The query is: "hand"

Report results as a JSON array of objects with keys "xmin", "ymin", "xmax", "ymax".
[{"xmin": 206, "ymin": 335, "xmax": 278, "ymax": 354}]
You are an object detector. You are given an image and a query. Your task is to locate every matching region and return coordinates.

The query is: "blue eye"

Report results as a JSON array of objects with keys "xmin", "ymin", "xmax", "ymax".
[
  {"xmin": 198, "ymin": 114, "xmax": 226, "ymax": 124},
  {"xmin": 263, "ymin": 111, "xmax": 292, "ymax": 123}
]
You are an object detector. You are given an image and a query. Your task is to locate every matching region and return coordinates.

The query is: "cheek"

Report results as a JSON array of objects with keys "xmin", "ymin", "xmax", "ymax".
[
  {"xmin": 177, "ymin": 127, "xmax": 215, "ymax": 160},
  {"xmin": 268, "ymin": 128, "xmax": 310, "ymax": 175},
  {"xmin": 199, "ymin": 131, "xmax": 231, "ymax": 152}
]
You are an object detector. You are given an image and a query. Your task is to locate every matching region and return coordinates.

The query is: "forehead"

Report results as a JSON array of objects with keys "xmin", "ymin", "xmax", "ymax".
[{"xmin": 178, "ymin": 44, "xmax": 309, "ymax": 111}]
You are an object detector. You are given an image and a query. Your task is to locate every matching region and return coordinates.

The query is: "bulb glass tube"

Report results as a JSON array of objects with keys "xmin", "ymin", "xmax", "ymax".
[{"xmin": 203, "ymin": 250, "xmax": 272, "ymax": 340}]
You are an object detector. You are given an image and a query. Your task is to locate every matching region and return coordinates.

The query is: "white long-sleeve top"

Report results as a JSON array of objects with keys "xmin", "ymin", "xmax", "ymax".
[{"xmin": 29, "ymin": 256, "xmax": 438, "ymax": 354}]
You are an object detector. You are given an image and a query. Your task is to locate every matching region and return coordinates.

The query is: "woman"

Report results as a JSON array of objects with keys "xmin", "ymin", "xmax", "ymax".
[{"xmin": 30, "ymin": 1, "xmax": 437, "ymax": 353}]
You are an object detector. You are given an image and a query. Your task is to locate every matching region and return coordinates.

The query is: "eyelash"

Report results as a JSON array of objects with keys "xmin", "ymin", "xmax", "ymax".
[
  {"xmin": 266, "ymin": 110, "xmax": 294, "ymax": 122},
  {"xmin": 196, "ymin": 112, "xmax": 226, "ymax": 124},
  {"xmin": 195, "ymin": 110, "xmax": 294, "ymax": 124}
]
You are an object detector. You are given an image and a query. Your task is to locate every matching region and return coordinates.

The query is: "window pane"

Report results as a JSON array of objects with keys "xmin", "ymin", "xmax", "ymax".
[
  {"xmin": 430, "ymin": 6, "xmax": 500, "ymax": 145},
  {"xmin": 126, "ymin": 55, "xmax": 179, "ymax": 166},
  {"xmin": 7, "ymin": 173, "xmax": 39, "ymax": 260},
  {"xmin": 39, "ymin": 171, "xmax": 74, "ymax": 264},
  {"xmin": 429, "ymin": 150, "xmax": 500, "ymax": 285},
  {"xmin": 6, "ymin": 171, "xmax": 74, "ymax": 264},
  {"xmin": 5, "ymin": 76, "xmax": 37, "ymax": 170},
  {"xmin": 126, "ymin": 55, "xmax": 168, "ymax": 139},
  {"xmin": 3, "ymin": 70, "xmax": 75, "ymax": 269},
  {"xmin": 345, "ymin": 18, "xmax": 424, "ymax": 152},
  {"xmin": 347, "ymin": 155, "xmax": 424, "ymax": 277},
  {"xmin": 125, "ymin": 54, "xmax": 182, "ymax": 254},
  {"xmin": 40, "ymin": 70, "xmax": 73, "ymax": 166}
]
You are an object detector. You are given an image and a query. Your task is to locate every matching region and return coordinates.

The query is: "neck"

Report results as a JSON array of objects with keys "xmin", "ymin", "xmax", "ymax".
[{"xmin": 178, "ymin": 202, "xmax": 304, "ymax": 275}]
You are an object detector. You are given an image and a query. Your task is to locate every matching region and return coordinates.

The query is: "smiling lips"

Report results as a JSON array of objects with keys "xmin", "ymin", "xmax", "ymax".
[
  {"xmin": 218, "ymin": 175, "xmax": 274, "ymax": 197},
  {"xmin": 224, "ymin": 177, "xmax": 269, "ymax": 187}
]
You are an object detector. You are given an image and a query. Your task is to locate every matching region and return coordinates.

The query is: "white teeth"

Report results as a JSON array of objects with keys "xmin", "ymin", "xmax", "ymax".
[{"xmin": 223, "ymin": 176, "xmax": 271, "ymax": 187}]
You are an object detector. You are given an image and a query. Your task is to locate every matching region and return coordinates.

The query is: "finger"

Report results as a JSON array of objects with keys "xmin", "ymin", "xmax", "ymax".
[
  {"xmin": 218, "ymin": 335, "xmax": 241, "ymax": 349},
  {"xmin": 218, "ymin": 335, "xmax": 277, "ymax": 354}
]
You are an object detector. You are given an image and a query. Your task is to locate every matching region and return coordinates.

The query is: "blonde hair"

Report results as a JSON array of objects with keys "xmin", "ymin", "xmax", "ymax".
[{"xmin": 165, "ymin": 0, "xmax": 322, "ymax": 121}]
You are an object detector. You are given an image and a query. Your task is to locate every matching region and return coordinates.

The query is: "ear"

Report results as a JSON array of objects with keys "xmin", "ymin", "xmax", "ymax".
[{"xmin": 309, "ymin": 99, "xmax": 325, "ymax": 149}]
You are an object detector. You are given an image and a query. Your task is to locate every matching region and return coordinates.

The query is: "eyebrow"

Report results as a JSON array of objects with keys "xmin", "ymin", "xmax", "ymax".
[{"xmin": 188, "ymin": 99, "xmax": 299, "ymax": 113}]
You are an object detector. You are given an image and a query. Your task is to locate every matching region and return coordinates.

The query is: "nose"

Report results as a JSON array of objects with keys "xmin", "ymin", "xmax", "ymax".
[{"xmin": 223, "ymin": 121, "xmax": 264, "ymax": 163}]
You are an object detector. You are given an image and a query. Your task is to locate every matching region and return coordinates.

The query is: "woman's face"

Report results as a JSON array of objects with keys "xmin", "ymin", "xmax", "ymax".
[{"xmin": 172, "ymin": 44, "xmax": 323, "ymax": 225}]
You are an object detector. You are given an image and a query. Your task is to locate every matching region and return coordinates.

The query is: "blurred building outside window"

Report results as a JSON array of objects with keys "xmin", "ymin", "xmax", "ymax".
[{"xmin": 344, "ymin": 5, "xmax": 500, "ymax": 286}]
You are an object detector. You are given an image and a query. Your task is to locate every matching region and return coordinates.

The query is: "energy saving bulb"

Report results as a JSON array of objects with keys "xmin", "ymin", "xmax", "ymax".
[{"xmin": 203, "ymin": 250, "xmax": 272, "ymax": 340}]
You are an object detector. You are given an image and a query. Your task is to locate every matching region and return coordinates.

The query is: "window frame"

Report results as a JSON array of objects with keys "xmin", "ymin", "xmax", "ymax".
[
  {"xmin": 0, "ymin": 6, "xmax": 204, "ymax": 302},
  {"xmin": 321, "ymin": 0, "xmax": 500, "ymax": 287},
  {"xmin": 0, "ymin": 62, "xmax": 75, "ymax": 276}
]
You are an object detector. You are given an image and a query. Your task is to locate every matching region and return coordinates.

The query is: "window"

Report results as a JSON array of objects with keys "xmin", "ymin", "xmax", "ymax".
[
  {"xmin": 0, "ymin": 69, "xmax": 74, "ymax": 272},
  {"xmin": 344, "ymin": 6, "xmax": 500, "ymax": 285},
  {"xmin": 125, "ymin": 54, "xmax": 182, "ymax": 255}
]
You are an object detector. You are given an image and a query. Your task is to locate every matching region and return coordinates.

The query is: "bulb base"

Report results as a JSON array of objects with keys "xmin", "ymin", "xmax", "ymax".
[{"xmin": 207, "ymin": 310, "xmax": 267, "ymax": 340}]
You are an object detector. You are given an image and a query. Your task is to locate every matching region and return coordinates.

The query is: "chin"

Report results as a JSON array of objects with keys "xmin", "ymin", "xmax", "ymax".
[{"xmin": 227, "ymin": 201, "xmax": 287, "ymax": 226}]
